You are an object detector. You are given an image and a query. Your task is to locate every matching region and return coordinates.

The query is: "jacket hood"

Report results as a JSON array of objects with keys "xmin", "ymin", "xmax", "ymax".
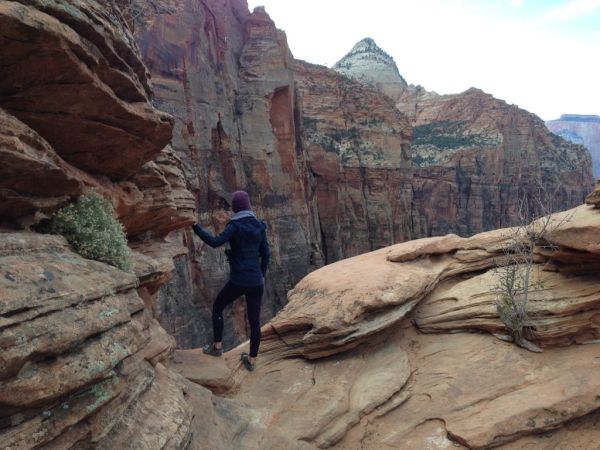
[{"xmin": 231, "ymin": 210, "xmax": 256, "ymax": 221}]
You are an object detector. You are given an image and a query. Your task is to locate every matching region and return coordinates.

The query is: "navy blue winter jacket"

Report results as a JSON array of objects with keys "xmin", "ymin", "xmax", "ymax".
[{"xmin": 192, "ymin": 212, "xmax": 270, "ymax": 287}]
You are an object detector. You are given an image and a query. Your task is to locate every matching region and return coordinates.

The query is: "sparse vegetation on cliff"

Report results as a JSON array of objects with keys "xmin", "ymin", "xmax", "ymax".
[
  {"xmin": 50, "ymin": 192, "xmax": 133, "ymax": 272},
  {"xmin": 413, "ymin": 120, "xmax": 497, "ymax": 149}
]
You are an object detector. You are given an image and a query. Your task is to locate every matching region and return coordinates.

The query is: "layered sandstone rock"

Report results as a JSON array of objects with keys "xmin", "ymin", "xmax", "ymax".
[
  {"xmin": 294, "ymin": 60, "xmax": 414, "ymax": 261},
  {"xmin": 334, "ymin": 39, "xmax": 594, "ymax": 236},
  {"xmin": 0, "ymin": 233, "xmax": 185, "ymax": 448},
  {"xmin": 0, "ymin": 1, "xmax": 200, "ymax": 447},
  {"xmin": 0, "ymin": 0, "xmax": 173, "ymax": 178},
  {"xmin": 177, "ymin": 204, "xmax": 600, "ymax": 449},
  {"xmin": 547, "ymin": 114, "xmax": 600, "ymax": 178},
  {"xmin": 0, "ymin": 233, "xmax": 290, "ymax": 449},
  {"xmin": 0, "ymin": 0, "xmax": 195, "ymax": 236},
  {"xmin": 0, "ymin": 109, "xmax": 84, "ymax": 223}
]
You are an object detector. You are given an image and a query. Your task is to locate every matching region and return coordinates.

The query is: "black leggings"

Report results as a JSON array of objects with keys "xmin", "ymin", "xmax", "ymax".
[{"xmin": 212, "ymin": 281, "xmax": 263, "ymax": 357}]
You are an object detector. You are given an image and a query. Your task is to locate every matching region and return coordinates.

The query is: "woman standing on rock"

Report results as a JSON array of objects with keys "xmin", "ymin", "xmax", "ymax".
[{"xmin": 192, "ymin": 191, "xmax": 270, "ymax": 371}]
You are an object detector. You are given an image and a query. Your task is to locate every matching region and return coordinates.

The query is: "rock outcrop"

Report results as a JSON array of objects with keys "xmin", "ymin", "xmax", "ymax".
[
  {"xmin": 334, "ymin": 39, "xmax": 594, "ymax": 236},
  {"xmin": 0, "ymin": 233, "xmax": 186, "ymax": 448},
  {"xmin": 0, "ymin": 233, "xmax": 292, "ymax": 449},
  {"xmin": 0, "ymin": 1, "xmax": 199, "ymax": 447},
  {"xmin": 0, "ymin": 0, "xmax": 196, "ymax": 235},
  {"xmin": 547, "ymin": 114, "xmax": 600, "ymax": 178},
  {"xmin": 176, "ymin": 203, "xmax": 600, "ymax": 449},
  {"xmin": 0, "ymin": 0, "xmax": 172, "ymax": 179}
]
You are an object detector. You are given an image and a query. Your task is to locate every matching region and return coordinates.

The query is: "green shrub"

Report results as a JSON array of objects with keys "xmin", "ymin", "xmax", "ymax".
[{"xmin": 50, "ymin": 192, "xmax": 133, "ymax": 272}]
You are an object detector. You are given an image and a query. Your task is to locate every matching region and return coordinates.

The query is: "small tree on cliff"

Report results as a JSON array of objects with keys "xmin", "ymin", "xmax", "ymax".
[{"xmin": 493, "ymin": 185, "xmax": 572, "ymax": 353}]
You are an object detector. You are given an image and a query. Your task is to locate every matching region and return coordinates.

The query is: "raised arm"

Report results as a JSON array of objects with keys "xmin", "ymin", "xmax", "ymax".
[{"xmin": 192, "ymin": 222, "xmax": 236, "ymax": 248}]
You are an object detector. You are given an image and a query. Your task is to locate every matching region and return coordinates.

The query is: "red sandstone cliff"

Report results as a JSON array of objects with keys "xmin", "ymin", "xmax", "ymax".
[
  {"xmin": 131, "ymin": 0, "xmax": 324, "ymax": 348},
  {"xmin": 335, "ymin": 39, "xmax": 594, "ymax": 236},
  {"xmin": 294, "ymin": 60, "xmax": 414, "ymax": 261}
]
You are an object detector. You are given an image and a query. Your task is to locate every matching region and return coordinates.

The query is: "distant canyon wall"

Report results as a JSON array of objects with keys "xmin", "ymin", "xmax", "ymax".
[
  {"xmin": 335, "ymin": 38, "xmax": 593, "ymax": 237},
  {"xmin": 547, "ymin": 114, "xmax": 600, "ymax": 178}
]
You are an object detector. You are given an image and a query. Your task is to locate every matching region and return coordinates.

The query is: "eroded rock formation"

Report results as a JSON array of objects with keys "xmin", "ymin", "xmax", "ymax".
[
  {"xmin": 547, "ymin": 114, "xmax": 600, "ymax": 178},
  {"xmin": 334, "ymin": 39, "xmax": 594, "ymax": 236},
  {"xmin": 0, "ymin": 0, "xmax": 195, "ymax": 234},
  {"xmin": 0, "ymin": 1, "xmax": 199, "ymax": 447},
  {"xmin": 175, "ymin": 204, "xmax": 600, "ymax": 449}
]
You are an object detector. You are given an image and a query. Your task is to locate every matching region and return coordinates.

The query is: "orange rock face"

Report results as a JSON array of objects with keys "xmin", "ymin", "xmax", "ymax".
[
  {"xmin": 0, "ymin": 0, "xmax": 195, "ymax": 235},
  {"xmin": 294, "ymin": 60, "xmax": 414, "ymax": 261},
  {"xmin": 0, "ymin": 0, "xmax": 173, "ymax": 179}
]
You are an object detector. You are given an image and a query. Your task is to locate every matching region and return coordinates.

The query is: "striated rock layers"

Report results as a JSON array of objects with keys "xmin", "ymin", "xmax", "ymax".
[
  {"xmin": 334, "ymin": 38, "xmax": 594, "ymax": 236},
  {"xmin": 547, "ymin": 114, "xmax": 600, "ymax": 178},
  {"xmin": 294, "ymin": 60, "xmax": 414, "ymax": 261},
  {"xmin": 0, "ymin": 233, "xmax": 301, "ymax": 449},
  {"xmin": 0, "ymin": 0, "xmax": 195, "ymax": 235},
  {"xmin": 175, "ymin": 203, "xmax": 600, "ymax": 449},
  {"xmin": 0, "ymin": 1, "xmax": 204, "ymax": 448},
  {"xmin": 131, "ymin": 0, "xmax": 324, "ymax": 348}
]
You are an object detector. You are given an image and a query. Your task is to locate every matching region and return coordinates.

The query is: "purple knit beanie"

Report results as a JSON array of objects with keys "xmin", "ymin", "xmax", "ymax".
[{"xmin": 231, "ymin": 190, "xmax": 251, "ymax": 212}]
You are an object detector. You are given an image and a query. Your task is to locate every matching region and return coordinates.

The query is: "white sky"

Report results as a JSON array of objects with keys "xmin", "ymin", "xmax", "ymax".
[{"xmin": 247, "ymin": 0, "xmax": 600, "ymax": 120}]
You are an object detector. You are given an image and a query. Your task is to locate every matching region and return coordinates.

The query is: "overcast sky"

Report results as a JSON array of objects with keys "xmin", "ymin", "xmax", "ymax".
[{"xmin": 247, "ymin": 0, "xmax": 600, "ymax": 121}]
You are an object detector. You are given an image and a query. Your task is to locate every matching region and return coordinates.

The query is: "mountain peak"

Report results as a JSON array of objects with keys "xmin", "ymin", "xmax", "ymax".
[
  {"xmin": 349, "ymin": 37, "xmax": 383, "ymax": 53},
  {"xmin": 333, "ymin": 38, "xmax": 407, "ymax": 97}
]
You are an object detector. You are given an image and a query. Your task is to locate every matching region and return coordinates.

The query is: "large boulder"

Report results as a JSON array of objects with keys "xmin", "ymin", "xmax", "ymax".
[{"xmin": 0, "ymin": 0, "xmax": 173, "ymax": 178}]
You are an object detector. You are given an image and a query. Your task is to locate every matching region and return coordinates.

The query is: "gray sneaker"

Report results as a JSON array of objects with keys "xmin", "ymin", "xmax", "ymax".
[
  {"xmin": 240, "ymin": 352, "xmax": 255, "ymax": 371},
  {"xmin": 202, "ymin": 343, "xmax": 223, "ymax": 357}
]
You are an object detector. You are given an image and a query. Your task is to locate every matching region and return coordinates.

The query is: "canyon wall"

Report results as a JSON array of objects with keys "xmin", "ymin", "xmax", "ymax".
[
  {"xmin": 132, "ymin": 0, "xmax": 323, "ymax": 348},
  {"xmin": 294, "ymin": 60, "xmax": 414, "ymax": 261},
  {"xmin": 335, "ymin": 38, "xmax": 594, "ymax": 236},
  {"xmin": 547, "ymin": 114, "xmax": 600, "ymax": 178}
]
